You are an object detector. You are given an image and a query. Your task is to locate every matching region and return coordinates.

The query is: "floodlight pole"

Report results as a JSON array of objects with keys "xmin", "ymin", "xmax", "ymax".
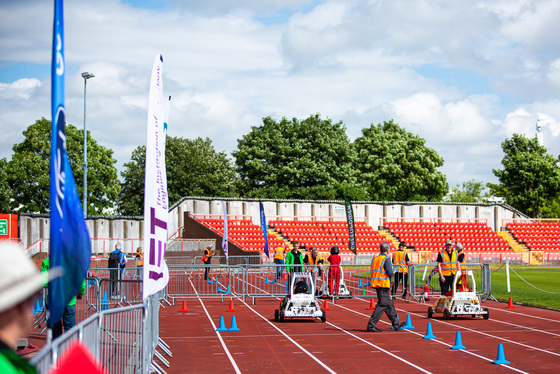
[{"xmin": 81, "ymin": 72, "xmax": 95, "ymax": 218}]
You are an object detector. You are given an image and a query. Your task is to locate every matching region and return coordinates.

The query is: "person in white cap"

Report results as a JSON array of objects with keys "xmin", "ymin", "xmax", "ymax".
[{"xmin": 0, "ymin": 243, "xmax": 45, "ymax": 373}]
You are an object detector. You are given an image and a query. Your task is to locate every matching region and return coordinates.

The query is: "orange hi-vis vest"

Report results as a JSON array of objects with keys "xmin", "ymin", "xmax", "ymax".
[
  {"xmin": 370, "ymin": 254, "xmax": 390, "ymax": 288},
  {"xmin": 457, "ymin": 249, "xmax": 467, "ymax": 272},
  {"xmin": 308, "ymin": 253, "xmax": 322, "ymax": 272},
  {"xmin": 136, "ymin": 253, "xmax": 143, "ymax": 266},
  {"xmin": 202, "ymin": 248, "xmax": 211, "ymax": 262},
  {"xmin": 393, "ymin": 250, "xmax": 408, "ymax": 273},
  {"xmin": 274, "ymin": 247, "xmax": 285, "ymax": 260},
  {"xmin": 440, "ymin": 249, "xmax": 458, "ymax": 276}
]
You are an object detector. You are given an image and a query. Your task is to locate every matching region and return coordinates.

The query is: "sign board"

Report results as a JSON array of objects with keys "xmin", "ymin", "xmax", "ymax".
[{"xmin": 0, "ymin": 219, "xmax": 6, "ymax": 236}]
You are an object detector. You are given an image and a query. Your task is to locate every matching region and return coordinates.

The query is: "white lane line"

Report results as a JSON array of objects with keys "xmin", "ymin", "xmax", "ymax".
[
  {"xmin": 240, "ymin": 300, "xmax": 337, "ymax": 374},
  {"xmin": 376, "ymin": 296, "xmax": 560, "ymax": 340},
  {"xmin": 337, "ymin": 303, "xmax": 530, "ymax": 374},
  {"xmin": 389, "ymin": 304, "xmax": 560, "ymax": 357},
  {"xmin": 189, "ymin": 278, "xmax": 242, "ymax": 374},
  {"xmin": 238, "ymin": 276, "xmax": 431, "ymax": 373},
  {"xmin": 485, "ymin": 305, "xmax": 560, "ymax": 324},
  {"xmin": 325, "ymin": 321, "xmax": 433, "ymax": 374}
]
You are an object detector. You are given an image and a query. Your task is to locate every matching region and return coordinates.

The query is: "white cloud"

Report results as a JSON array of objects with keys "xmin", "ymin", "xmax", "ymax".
[{"xmin": 1, "ymin": 0, "xmax": 560, "ymax": 190}]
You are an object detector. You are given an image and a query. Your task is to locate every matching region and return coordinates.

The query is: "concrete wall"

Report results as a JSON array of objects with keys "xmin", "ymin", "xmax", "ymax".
[{"xmin": 18, "ymin": 198, "xmax": 522, "ymax": 251}]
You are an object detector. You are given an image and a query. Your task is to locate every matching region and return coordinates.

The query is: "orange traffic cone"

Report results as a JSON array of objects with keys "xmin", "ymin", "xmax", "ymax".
[
  {"xmin": 368, "ymin": 298, "xmax": 375, "ymax": 310},
  {"xmin": 323, "ymin": 299, "xmax": 331, "ymax": 311},
  {"xmin": 506, "ymin": 297, "xmax": 515, "ymax": 309},
  {"xmin": 180, "ymin": 300, "xmax": 189, "ymax": 313},
  {"xmin": 227, "ymin": 298, "xmax": 236, "ymax": 312}
]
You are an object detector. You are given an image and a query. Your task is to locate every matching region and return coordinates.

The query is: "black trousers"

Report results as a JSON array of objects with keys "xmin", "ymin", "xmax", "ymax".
[
  {"xmin": 367, "ymin": 287, "xmax": 400, "ymax": 330},
  {"xmin": 439, "ymin": 273, "xmax": 455, "ymax": 295},
  {"xmin": 391, "ymin": 272, "xmax": 409, "ymax": 297}
]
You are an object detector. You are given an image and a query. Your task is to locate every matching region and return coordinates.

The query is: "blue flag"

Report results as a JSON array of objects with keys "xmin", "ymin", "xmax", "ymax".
[
  {"xmin": 259, "ymin": 202, "xmax": 269, "ymax": 257},
  {"xmin": 48, "ymin": 0, "xmax": 91, "ymax": 326}
]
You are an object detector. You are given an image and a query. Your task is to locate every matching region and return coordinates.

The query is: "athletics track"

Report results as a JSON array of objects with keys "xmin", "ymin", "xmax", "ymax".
[{"xmin": 159, "ymin": 271, "xmax": 560, "ymax": 374}]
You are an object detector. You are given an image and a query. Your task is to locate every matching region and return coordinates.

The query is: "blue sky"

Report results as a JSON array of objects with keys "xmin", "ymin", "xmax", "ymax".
[{"xmin": 1, "ymin": 0, "xmax": 560, "ymax": 193}]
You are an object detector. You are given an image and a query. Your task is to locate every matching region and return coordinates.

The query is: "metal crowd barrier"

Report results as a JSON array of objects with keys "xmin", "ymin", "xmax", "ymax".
[{"xmin": 31, "ymin": 290, "xmax": 165, "ymax": 374}]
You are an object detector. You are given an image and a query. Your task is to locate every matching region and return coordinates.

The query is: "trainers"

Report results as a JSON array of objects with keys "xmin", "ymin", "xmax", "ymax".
[{"xmin": 367, "ymin": 327, "xmax": 382, "ymax": 332}]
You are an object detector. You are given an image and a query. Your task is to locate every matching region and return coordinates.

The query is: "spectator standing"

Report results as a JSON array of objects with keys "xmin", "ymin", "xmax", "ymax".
[
  {"xmin": 456, "ymin": 242, "xmax": 470, "ymax": 291},
  {"xmin": 304, "ymin": 247, "xmax": 324, "ymax": 284},
  {"xmin": 273, "ymin": 244, "xmax": 287, "ymax": 281},
  {"xmin": 135, "ymin": 247, "xmax": 143, "ymax": 280},
  {"xmin": 41, "ymin": 257, "xmax": 86, "ymax": 340},
  {"xmin": 366, "ymin": 242, "xmax": 406, "ymax": 332},
  {"xmin": 437, "ymin": 239, "xmax": 458, "ymax": 295},
  {"xmin": 202, "ymin": 245, "xmax": 215, "ymax": 281},
  {"xmin": 392, "ymin": 242, "xmax": 412, "ymax": 300},
  {"xmin": 0, "ymin": 243, "xmax": 47, "ymax": 374},
  {"xmin": 327, "ymin": 246, "xmax": 341, "ymax": 296},
  {"xmin": 108, "ymin": 243, "xmax": 126, "ymax": 297},
  {"xmin": 285, "ymin": 241, "xmax": 304, "ymax": 286}
]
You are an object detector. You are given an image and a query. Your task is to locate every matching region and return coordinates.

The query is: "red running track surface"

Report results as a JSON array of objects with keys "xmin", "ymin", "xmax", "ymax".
[{"xmin": 160, "ymin": 295, "xmax": 560, "ymax": 373}]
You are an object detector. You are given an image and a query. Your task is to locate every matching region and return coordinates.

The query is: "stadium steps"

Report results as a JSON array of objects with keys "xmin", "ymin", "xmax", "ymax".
[
  {"xmin": 378, "ymin": 229, "xmax": 400, "ymax": 250},
  {"xmin": 268, "ymin": 228, "xmax": 291, "ymax": 249},
  {"xmin": 497, "ymin": 231, "xmax": 528, "ymax": 252}
]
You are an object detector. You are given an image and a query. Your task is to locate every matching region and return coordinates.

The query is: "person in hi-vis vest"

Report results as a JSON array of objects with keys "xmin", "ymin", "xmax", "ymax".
[
  {"xmin": 437, "ymin": 239, "xmax": 458, "ymax": 295},
  {"xmin": 203, "ymin": 245, "xmax": 215, "ymax": 281},
  {"xmin": 391, "ymin": 242, "xmax": 411, "ymax": 300},
  {"xmin": 366, "ymin": 242, "xmax": 406, "ymax": 332}
]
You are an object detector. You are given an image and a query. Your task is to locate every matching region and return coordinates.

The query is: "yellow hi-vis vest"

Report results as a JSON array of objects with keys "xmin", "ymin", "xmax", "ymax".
[
  {"xmin": 393, "ymin": 250, "xmax": 408, "ymax": 273},
  {"xmin": 440, "ymin": 249, "xmax": 458, "ymax": 276},
  {"xmin": 370, "ymin": 254, "xmax": 390, "ymax": 288},
  {"xmin": 274, "ymin": 247, "xmax": 285, "ymax": 260},
  {"xmin": 457, "ymin": 249, "xmax": 467, "ymax": 272}
]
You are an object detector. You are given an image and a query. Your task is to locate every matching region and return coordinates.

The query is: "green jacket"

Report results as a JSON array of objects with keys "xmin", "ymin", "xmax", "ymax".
[
  {"xmin": 285, "ymin": 250, "xmax": 304, "ymax": 272},
  {"xmin": 0, "ymin": 341, "xmax": 37, "ymax": 374},
  {"xmin": 41, "ymin": 258, "xmax": 86, "ymax": 306}
]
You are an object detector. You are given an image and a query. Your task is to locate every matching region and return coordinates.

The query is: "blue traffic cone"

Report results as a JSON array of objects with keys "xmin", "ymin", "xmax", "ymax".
[
  {"xmin": 363, "ymin": 281, "xmax": 370, "ymax": 287},
  {"xmin": 216, "ymin": 316, "xmax": 228, "ymax": 331},
  {"xmin": 285, "ymin": 281, "xmax": 289, "ymax": 293},
  {"xmin": 492, "ymin": 344, "xmax": 510, "ymax": 365},
  {"xmin": 423, "ymin": 322, "xmax": 436, "ymax": 339},
  {"xmin": 228, "ymin": 316, "xmax": 240, "ymax": 331},
  {"xmin": 358, "ymin": 279, "xmax": 363, "ymax": 287},
  {"xmin": 101, "ymin": 291, "xmax": 109, "ymax": 311},
  {"xmin": 451, "ymin": 331, "xmax": 466, "ymax": 349},
  {"xmin": 265, "ymin": 276, "xmax": 270, "ymax": 284},
  {"xmin": 402, "ymin": 314, "xmax": 415, "ymax": 329},
  {"xmin": 32, "ymin": 300, "xmax": 40, "ymax": 315}
]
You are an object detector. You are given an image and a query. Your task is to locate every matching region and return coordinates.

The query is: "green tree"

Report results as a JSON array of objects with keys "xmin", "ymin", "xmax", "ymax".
[
  {"xmin": 491, "ymin": 134, "xmax": 560, "ymax": 217},
  {"xmin": 0, "ymin": 158, "xmax": 12, "ymax": 213},
  {"xmin": 117, "ymin": 136, "xmax": 238, "ymax": 216},
  {"xmin": 445, "ymin": 179, "xmax": 492, "ymax": 203},
  {"xmin": 233, "ymin": 114, "xmax": 366, "ymax": 200},
  {"xmin": 352, "ymin": 120, "xmax": 448, "ymax": 201},
  {"xmin": 5, "ymin": 118, "xmax": 120, "ymax": 214}
]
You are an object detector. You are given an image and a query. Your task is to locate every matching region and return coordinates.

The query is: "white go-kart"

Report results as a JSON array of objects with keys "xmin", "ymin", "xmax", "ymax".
[
  {"xmin": 428, "ymin": 269, "xmax": 489, "ymax": 320},
  {"xmin": 275, "ymin": 272, "xmax": 326, "ymax": 323}
]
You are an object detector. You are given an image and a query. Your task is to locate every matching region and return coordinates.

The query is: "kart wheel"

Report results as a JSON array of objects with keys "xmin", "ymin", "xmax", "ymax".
[
  {"xmin": 279, "ymin": 311, "xmax": 285, "ymax": 322},
  {"xmin": 274, "ymin": 309, "xmax": 279, "ymax": 322},
  {"xmin": 321, "ymin": 310, "xmax": 327, "ymax": 323},
  {"xmin": 427, "ymin": 307, "xmax": 433, "ymax": 319},
  {"xmin": 483, "ymin": 307, "xmax": 489, "ymax": 320},
  {"xmin": 444, "ymin": 308, "xmax": 450, "ymax": 320},
  {"xmin": 472, "ymin": 315, "xmax": 476, "ymax": 318},
  {"xmin": 348, "ymin": 291, "xmax": 353, "ymax": 299}
]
